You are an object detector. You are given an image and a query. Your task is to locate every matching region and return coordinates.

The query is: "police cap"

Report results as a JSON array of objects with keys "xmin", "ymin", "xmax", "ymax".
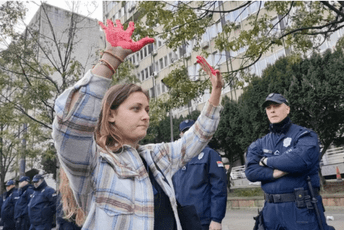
[
  {"xmin": 262, "ymin": 93, "xmax": 289, "ymax": 108},
  {"xmin": 32, "ymin": 174, "xmax": 44, "ymax": 183},
  {"xmin": 179, "ymin": 119, "xmax": 195, "ymax": 133}
]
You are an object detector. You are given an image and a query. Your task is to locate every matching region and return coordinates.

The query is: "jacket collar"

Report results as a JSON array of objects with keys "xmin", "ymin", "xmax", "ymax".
[
  {"xmin": 34, "ymin": 180, "xmax": 47, "ymax": 191},
  {"xmin": 269, "ymin": 116, "xmax": 291, "ymax": 134}
]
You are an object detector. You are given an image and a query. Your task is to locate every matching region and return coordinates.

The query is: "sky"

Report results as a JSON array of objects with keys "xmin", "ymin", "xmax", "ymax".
[{"xmin": 24, "ymin": 0, "xmax": 103, "ymax": 24}]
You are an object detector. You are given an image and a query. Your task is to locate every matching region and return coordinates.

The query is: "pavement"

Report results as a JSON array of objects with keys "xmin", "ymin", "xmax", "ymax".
[{"xmin": 221, "ymin": 208, "xmax": 344, "ymax": 230}]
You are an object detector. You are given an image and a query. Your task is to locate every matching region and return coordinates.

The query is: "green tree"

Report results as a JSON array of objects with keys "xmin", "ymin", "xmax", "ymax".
[
  {"xmin": 236, "ymin": 49, "xmax": 344, "ymax": 185},
  {"xmin": 214, "ymin": 96, "xmax": 244, "ymax": 189},
  {"xmin": 0, "ymin": 2, "xmax": 137, "ymax": 180},
  {"xmin": 136, "ymin": 1, "xmax": 344, "ymax": 114}
]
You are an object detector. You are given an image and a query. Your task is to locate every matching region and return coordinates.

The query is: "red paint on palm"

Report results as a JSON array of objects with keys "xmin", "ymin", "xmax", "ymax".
[
  {"xmin": 99, "ymin": 19, "xmax": 155, "ymax": 52},
  {"xmin": 196, "ymin": 56, "xmax": 219, "ymax": 76}
]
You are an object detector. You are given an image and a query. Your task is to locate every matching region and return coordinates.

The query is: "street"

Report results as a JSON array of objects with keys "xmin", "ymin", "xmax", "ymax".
[{"xmin": 222, "ymin": 208, "xmax": 344, "ymax": 230}]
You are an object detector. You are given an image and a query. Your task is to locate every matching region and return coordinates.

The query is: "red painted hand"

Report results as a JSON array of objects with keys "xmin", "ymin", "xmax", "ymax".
[
  {"xmin": 99, "ymin": 19, "xmax": 155, "ymax": 52},
  {"xmin": 196, "ymin": 56, "xmax": 224, "ymax": 88}
]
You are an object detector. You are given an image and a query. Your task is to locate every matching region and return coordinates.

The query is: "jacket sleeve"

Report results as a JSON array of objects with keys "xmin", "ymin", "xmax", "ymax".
[
  {"xmin": 45, "ymin": 188, "xmax": 57, "ymax": 215},
  {"xmin": 52, "ymin": 70, "xmax": 111, "ymax": 195},
  {"xmin": 266, "ymin": 130, "xmax": 320, "ymax": 173},
  {"xmin": 245, "ymin": 140, "xmax": 275, "ymax": 182},
  {"xmin": 208, "ymin": 149, "xmax": 227, "ymax": 223},
  {"xmin": 167, "ymin": 101, "xmax": 223, "ymax": 175}
]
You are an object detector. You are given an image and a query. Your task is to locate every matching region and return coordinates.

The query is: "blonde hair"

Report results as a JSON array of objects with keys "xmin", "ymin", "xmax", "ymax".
[{"xmin": 60, "ymin": 83, "xmax": 149, "ymax": 225}]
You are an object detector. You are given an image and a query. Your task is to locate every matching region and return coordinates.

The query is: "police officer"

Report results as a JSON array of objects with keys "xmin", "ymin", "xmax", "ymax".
[
  {"xmin": 172, "ymin": 119, "xmax": 227, "ymax": 230},
  {"xmin": 56, "ymin": 192, "xmax": 82, "ymax": 230},
  {"xmin": 15, "ymin": 176, "xmax": 34, "ymax": 230},
  {"xmin": 28, "ymin": 174, "xmax": 57, "ymax": 230},
  {"xmin": 1, "ymin": 179, "xmax": 19, "ymax": 230},
  {"xmin": 245, "ymin": 93, "xmax": 334, "ymax": 230}
]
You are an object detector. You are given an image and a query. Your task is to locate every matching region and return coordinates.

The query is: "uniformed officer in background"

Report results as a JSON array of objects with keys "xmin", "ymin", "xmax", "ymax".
[
  {"xmin": 245, "ymin": 93, "xmax": 335, "ymax": 230},
  {"xmin": 15, "ymin": 176, "xmax": 34, "ymax": 230},
  {"xmin": 28, "ymin": 174, "xmax": 57, "ymax": 230},
  {"xmin": 2, "ymin": 179, "xmax": 19, "ymax": 230},
  {"xmin": 172, "ymin": 119, "xmax": 227, "ymax": 230}
]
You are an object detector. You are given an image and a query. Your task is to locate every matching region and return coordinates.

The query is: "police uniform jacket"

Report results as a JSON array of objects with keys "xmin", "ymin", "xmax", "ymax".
[
  {"xmin": 1, "ymin": 187, "xmax": 19, "ymax": 224},
  {"xmin": 28, "ymin": 180, "xmax": 56, "ymax": 226},
  {"xmin": 52, "ymin": 70, "xmax": 222, "ymax": 230},
  {"xmin": 245, "ymin": 117, "xmax": 331, "ymax": 229},
  {"xmin": 172, "ymin": 146, "xmax": 227, "ymax": 225},
  {"xmin": 14, "ymin": 184, "xmax": 34, "ymax": 219}
]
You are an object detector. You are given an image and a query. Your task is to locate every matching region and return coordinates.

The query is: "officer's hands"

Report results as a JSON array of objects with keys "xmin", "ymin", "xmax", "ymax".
[
  {"xmin": 273, "ymin": 169, "xmax": 288, "ymax": 179},
  {"xmin": 209, "ymin": 220, "xmax": 222, "ymax": 230}
]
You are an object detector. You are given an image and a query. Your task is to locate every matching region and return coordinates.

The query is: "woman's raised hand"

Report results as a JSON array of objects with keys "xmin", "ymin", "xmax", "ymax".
[
  {"xmin": 99, "ymin": 19, "xmax": 155, "ymax": 53},
  {"xmin": 196, "ymin": 56, "xmax": 224, "ymax": 89}
]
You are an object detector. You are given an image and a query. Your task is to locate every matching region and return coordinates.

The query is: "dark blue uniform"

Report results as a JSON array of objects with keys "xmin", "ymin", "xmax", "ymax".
[
  {"xmin": 0, "ymin": 193, "xmax": 4, "ymax": 226},
  {"xmin": 1, "ymin": 187, "xmax": 19, "ymax": 230},
  {"xmin": 245, "ymin": 117, "xmax": 332, "ymax": 230},
  {"xmin": 172, "ymin": 146, "xmax": 227, "ymax": 228},
  {"xmin": 28, "ymin": 180, "xmax": 56, "ymax": 230},
  {"xmin": 56, "ymin": 193, "xmax": 82, "ymax": 230},
  {"xmin": 15, "ymin": 184, "xmax": 34, "ymax": 230}
]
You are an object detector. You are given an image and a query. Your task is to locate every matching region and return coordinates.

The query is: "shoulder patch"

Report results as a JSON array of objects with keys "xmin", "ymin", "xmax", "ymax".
[
  {"xmin": 217, "ymin": 161, "xmax": 224, "ymax": 167},
  {"xmin": 283, "ymin": 137, "xmax": 292, "ymax": 147},
  {"xmin": 198, "ymin": 152, "xmax": 204, "ymax": 160}
]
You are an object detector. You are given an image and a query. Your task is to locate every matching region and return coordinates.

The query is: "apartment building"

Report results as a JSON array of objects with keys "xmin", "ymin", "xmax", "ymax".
[{"xmin": 103, "ymin": 1, "xmax": 344, "ymax": 119}]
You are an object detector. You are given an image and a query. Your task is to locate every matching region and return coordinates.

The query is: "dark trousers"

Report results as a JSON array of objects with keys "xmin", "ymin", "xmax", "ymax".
[
  {"xmin": 202, "ymin": 224, "xmax": 209, "ymax": 230},
  {"xmin": 3, "ymin": 220, "xmax": 16, "ymax": 230},
  {"xmin": 29, "ymin": 222, "xmax": 52, "ymax": 230},
  {"xmin": 15, "ymin": 215, "xmax": 31, "ymax": 230}
]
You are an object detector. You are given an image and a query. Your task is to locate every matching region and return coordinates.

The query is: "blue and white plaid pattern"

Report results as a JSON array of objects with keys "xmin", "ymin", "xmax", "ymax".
[{"xmin": 52, "ymin": 70, "xmax": 222, "ymax": 230}]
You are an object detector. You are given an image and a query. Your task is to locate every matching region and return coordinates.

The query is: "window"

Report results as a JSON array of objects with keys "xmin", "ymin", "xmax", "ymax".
[
  {"xmin": 164, "ymin": 56, "xmax": 168, "ymax": 67},
  {"xmin": 185, "ymin": 40, "xmax": 194, "ymax": 54},
  {"xmin": 155, "ymin": 61, "xmax": 159, "ymax": 72},
  {"xmin": 145, "ymin": 68, "xmax": 149, "ymax": 79},
  {"xmin": 188, "ymin": 65, "xmax": 195, "ymax": 78},
  {"xmin": 209, "ymin": 24, "xmax": 217, "ymax": 40},
  {"xmin": 148, "ymin": 44, "xmax": 153, "ymax": 54},
  {"xmin": 159, "ymin": 58, "xmax": 164, "ymax": 70},
  {"xmin": 225, "ymin": 10, "xmax": 240, "ymax": 23},
  {"xmin": 156, "ymin": 83, "xmax": 161, "ymax": 96},
  {"xmin": 136, "ymin": 53, "xmax": 140, "ymax": 62},
  {"xmin": 150, "ymin": 87, "xmax": 155, "ymax": 98},
  {"xmin": 202, "ymin": 28, "xmax": 210, "ymax": 42},
  {"xmin": 213, "ymin": 52, "xmax": 220, "ymax": 66},
  {"xmin": 140, "ymin": 50, "xmax": 143, "ymax": 60},
  {"xmin": 144, "ymin": 46, "xmax": 147, "ymax": 57},
  {"xmin": 219, "ymin": 50, "xmax": 226, "ymax": 64},
  {"xmin": 141, "ymin": 70, "xmax": 145, "ymax": 81},
  {"xmin": 249, "ymin": 1, "xmax": 259, "ymax": 14},
  {"xmin": 270, "ymin": 17, "xmax": 280, "ymax": 36},
  {"xmin": 149, "ymin": 64, "xmax": 154, "ymax": 76}
]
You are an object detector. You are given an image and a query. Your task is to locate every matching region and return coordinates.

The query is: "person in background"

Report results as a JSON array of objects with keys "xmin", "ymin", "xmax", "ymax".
[
  {"xmin": 172, "ymin": 119, "xmax": 227, "ymax": 230},
  {"xmin": 245, "ymin": 93, "xmax": 335, "ymax": 230},
  {"xmin": 28, "ymin": 174, "xmax": 57, "ymax": 230},
  {"xmin": 1, "ymin": 179, "xmax": 19, "ymax": 230},
  {"xmin": 14, "ymin": 176, "xmax": 34, "ymax": 230}
]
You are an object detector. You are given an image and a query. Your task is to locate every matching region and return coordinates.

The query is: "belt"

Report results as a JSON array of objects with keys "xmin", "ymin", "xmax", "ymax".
[{"xmin": 264, "ymin": 189, "xmax": 319, "ymax": 203}]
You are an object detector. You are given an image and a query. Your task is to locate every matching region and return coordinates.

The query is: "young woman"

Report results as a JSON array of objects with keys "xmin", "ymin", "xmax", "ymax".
[{"xmin": 52, "ymin": 19, "xmax": 224, "ymax": 230}]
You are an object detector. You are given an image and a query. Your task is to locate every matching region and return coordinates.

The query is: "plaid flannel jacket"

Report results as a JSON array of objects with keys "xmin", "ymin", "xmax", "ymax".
[{"xmin": 52, "ymin": 70, "xmax": 222, "ymax": 230}]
